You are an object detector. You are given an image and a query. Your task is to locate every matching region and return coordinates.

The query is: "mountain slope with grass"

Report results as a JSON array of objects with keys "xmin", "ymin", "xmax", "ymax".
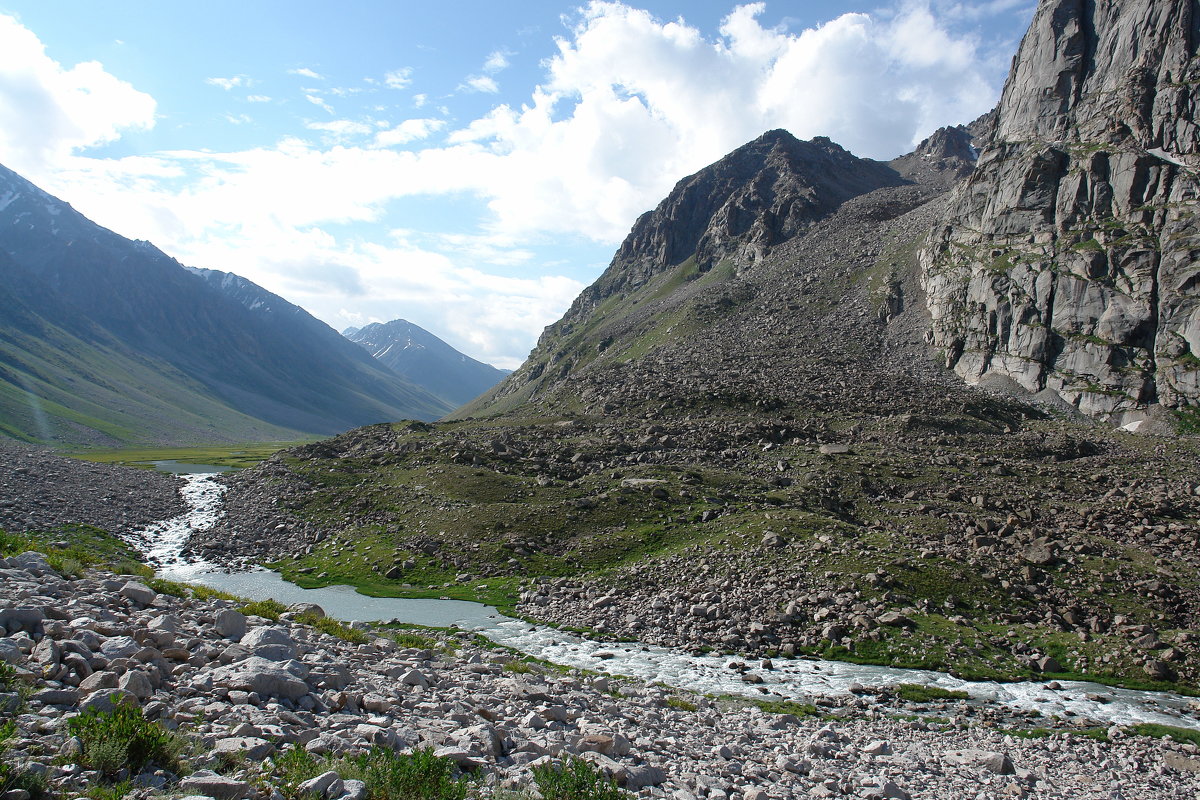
[{"xmin": 0, "ymin": 164, "xmax": 452, "ymax": 447}]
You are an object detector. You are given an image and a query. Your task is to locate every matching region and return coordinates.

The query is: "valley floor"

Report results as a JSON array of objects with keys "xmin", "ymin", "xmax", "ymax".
[{"xmin": 3, "ymin": 553, "xmax": 1200, "ymax": 800}]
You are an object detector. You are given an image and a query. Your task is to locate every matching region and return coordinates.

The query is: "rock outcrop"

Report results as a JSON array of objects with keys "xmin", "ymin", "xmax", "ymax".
[{"xmin": 921, "ymin": 0, "xmax": 1200, "ymax": 424}]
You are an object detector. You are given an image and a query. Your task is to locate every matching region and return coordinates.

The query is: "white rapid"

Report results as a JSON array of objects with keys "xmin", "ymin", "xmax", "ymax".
[{"xmin": 131, "ymin": 473, "xmax": 1200, "ymax": 732}]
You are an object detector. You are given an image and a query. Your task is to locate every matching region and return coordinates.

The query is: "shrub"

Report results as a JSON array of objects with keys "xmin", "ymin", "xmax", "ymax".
[
  {"xmin": 339, "ymin": 746, "xmax": 470, "ymax": 800},
  {"xmin": 272, "ymin": 746, "xmax": 470, "ymax": 800},
  {"xmin": 532, "ymin": 757, "xmax": 628, "ymax": 800},
  {"xmin": 294, "ymin": 612, "xmax": 369, "ymax": 644},
  {"xmin": 66, "ymin": 701, "xmax": 184, "ymax": 779},
  {"xmin": 238, "ymin": 599, "xmax": 287, "ymax": 621},
  {"xmin": 894, "ymin": 684, "xmax": 969, "ymax": 703},
  {"xmin": 389, "ymin": 631, "xmax": 439, "ymax": 650},
  {"xmin": 503, "ymin": 661, "xmax": 535, "ymax": 674},
  {"xmin": 664, "ymin": 696, "xmax": 697, "ymax": 712}
]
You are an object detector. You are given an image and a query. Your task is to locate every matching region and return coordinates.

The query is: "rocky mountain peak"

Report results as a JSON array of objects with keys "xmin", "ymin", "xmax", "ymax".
[{"xmin": 609, "ymin": 129, "xmax": 906, "ymax": 292}]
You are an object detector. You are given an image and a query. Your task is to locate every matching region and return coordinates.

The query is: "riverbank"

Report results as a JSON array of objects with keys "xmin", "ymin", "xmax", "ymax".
[{"xmin": 4, "ymin": 551, "xmax": 1200, "ymax": 800}]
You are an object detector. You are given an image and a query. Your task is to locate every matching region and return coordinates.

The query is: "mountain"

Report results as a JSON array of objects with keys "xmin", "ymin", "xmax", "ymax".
[
  {"xmin": 343, "ymin": 320, "xmax": 508, "ymax": 408},
  {"xmin": 921, "ymin": 0, "xmax": 1200, "ymax": 425},
  {"xmin": 0, "ymin": 163, "xmax": 452, "ymax": 447},
  {"xmin": 193, "ymin": 0, "xmax": 1200, "ymax": 692}
]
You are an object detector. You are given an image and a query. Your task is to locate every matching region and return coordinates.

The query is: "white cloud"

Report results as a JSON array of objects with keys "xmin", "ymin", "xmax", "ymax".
[
  {"xmin": 246, "ymin": 94, "xmax": 272, "ymax": 103},
  {"xmin": 0, "ymin": 13, "xmax": 155, "ymax": 175},
  {"xmin": 373, "ymin": 118, "xmax": 445, "ymax": 148},
  {"xmin": 225, "ymin": 113, "xmax": 253, "ymax": 125},
  {"xmin": 306, "ymin": 119, "xmax": 374, "ymax": 141},
  {"xmin": 288, "ymin": 67, "xmax": 324, "ymax": 80},
  {"xmin": 305, "ymin": 94, "xmax": 334, "ymax": 114},
  {"xmin": 384, "ymin": 68, "xmax": 413, "ymax": 89},
  {"xmin": 206, "ymin": 75, "xmax": 249, "ymax": 90},
  {"xmin": 483, "ymin": 50, "xmax": 512, "ymax": 73},
  {"xmin": 463, "ymin": 75, "xmax": 500, "ymax": 94}
]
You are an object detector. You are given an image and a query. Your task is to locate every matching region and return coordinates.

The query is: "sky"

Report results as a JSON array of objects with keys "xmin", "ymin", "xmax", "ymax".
[{"xmin": 0, "ymin": 1, "xmax": 1034, "ymax": 369}]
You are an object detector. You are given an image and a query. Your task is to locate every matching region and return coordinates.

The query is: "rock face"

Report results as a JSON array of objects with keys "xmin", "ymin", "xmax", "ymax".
[
  {"xmin": 921, "ymin": 0, "xmax": 1200, "ymax": 424},
  {"xmin": 613, "ymin": 130, "xmax": 906, "ymax": 281}
]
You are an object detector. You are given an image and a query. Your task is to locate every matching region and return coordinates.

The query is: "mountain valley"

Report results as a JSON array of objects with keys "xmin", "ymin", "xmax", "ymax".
[{"xmin": 0, "ymin": 0, "xmax": 1199, "ymax": 797}]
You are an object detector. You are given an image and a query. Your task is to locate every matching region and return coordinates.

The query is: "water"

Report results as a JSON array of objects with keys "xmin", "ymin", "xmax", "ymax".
[{"xmin": 132, "ymin": 474, "xmax": 1200, "ymax": 731}]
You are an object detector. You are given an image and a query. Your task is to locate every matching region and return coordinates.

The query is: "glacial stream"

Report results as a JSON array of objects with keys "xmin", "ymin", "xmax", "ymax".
[{"xmin": 133, "ymin": 473, "xmax": 1200, "ymax": 731}]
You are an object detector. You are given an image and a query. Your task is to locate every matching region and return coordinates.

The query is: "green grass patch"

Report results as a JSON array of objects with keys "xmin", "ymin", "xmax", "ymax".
[
  {"xmin": 895, "ymin": 684, "xmax": 970, "ymax": 703},
  {"xmin": 1130, "ymin": 723, "xmax": 1200, "ymax": 746},
  {"xmin": 664, "ymin": 696, "xmax": 698, "ymax": 712},
  {"xmin": 68, "ymin": 441, "xmax": 317, "ymax": 471},
  {"xmin": 0, "ymin": 525, "xmax": 150, "ymax": 578}
]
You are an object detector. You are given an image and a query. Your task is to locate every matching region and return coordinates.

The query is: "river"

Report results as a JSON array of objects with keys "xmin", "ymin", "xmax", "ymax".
[{"xmin": 132, "ymin": 473, "xmax": 1200, "ymax": 731}]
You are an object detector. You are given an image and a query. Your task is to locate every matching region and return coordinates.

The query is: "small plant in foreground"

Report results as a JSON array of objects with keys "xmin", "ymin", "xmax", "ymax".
[
  {"xmin": 67, "ymin": 701, "xmax": 184, "ymax": 779},
  {"xmin": 0, "ymin": 720, "xmax": 48, "ymax": 797},
  {"xmin": 338, "ymin": 746, "xmax": 471, "ymax": 800},
  {"xmin": 532, "ymin": 756, "xmax": 628, "ymax": 800},
  {"xmin": 272, "ymin": 746, "xmax": 470, "ymax": 800},
  {"xmin": 664, "ymin": 696, "xmax": 698, "ymax": 712}
]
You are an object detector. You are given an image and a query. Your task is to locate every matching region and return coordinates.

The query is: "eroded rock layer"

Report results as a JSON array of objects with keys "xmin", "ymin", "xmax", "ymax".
[{"xmin": 921, "ymin": 0, "xmax": 1200, "ymax": 423}]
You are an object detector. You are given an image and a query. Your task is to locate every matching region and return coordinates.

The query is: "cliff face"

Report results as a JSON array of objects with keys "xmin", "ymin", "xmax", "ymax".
[{"xmin": 921, "ymin": 0, "xmax": 1200, "ymax": 423}]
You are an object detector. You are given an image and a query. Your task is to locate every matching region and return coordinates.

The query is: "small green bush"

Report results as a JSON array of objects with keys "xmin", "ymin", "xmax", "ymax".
[
  {"xmin": 664, "ymin": 696, "xmax": 697, "ymax": 712},
  {"xmin": 67, "ymin": 701, "xmax": 184, "ymax": 779},
  {"xmin": 239, "ymin": 599, "xmax": 287, "ymax": 621},
  {"xmin": 503, "ymin": 661, "xmax": 535, "ymax": 674},
  {"xmin": 294, "ymin": 612, "xmax": 369, "ymax": 644},
  {"xmin": 190, "ymin": 585, "xmax": 239, "ymax": 602},
  {"xmin": 271, "ymin": 746, "xmax": 322, "ymax": 793},
  {"xmin": 389, "ymin": 631, "xmax": 439, "ymax": 650},
  {"xmin": 751, "ymin": 699, "xmax": 819, "ymax": 717},
  {"xmin": 145, "ymin": 577, "xmax": 189, "ymax": 597},
  {"xmin": 532, "ymin": 757, "xmax": 628, "ymax": 800},
  {"xmin": 272, "ymin": 746, "xmax": 469, "ymax": 800},
  {"xmin": 339, "ymin": 746, "xmax": 470, "ymax": 800},
  {"xmin": 895, "ymin": 683, "xmax": 969, "ymax": 703}
]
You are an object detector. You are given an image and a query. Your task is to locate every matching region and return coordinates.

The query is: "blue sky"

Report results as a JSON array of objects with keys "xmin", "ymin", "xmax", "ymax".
[{"xmin": 0, "ymin": 1, "xmax": 1033, "ymax": 368}]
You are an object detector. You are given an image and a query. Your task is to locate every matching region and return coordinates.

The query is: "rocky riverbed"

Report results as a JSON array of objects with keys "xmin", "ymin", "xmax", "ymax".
[
  {"xmin": 0, "ymin": 440, "xmax": 184, "ymax": 540},
  {"xmin": 3, "ymin": 551, "xmax": 1200, "ymax": 800}
]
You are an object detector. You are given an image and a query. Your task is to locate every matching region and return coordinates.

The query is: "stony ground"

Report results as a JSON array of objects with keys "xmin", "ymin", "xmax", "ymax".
[
  {"xmin": 3, "ymin": 551, "xmax": 1200, "ymax": 800},
  {"xmin": 0, "ymin": 440, "xmax": 184, "ymax": 539}
]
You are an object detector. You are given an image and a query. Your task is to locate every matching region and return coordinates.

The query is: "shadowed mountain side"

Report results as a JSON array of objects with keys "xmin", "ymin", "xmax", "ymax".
[
  {"xmin": 0, "ymin": 164, "xmax": 452, "ymax": 445},
  {"xmin": 344, "ymin": 319, "xmax": 509, "ymax": 409}
]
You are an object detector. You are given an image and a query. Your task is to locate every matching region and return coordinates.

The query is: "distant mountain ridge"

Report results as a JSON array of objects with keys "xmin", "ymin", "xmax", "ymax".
[
  {"xmin": 0, "ymin": 162, "xmax": 452, "ymax": 447},
  {"xmin": 344, "ymin": 320, "xmax": 509, "ymax": 409}
]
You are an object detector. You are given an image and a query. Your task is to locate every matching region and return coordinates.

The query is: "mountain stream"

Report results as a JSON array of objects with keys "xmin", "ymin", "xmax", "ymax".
[{"xmin": 130, "ymin": 473, "xmax": 1200, "ymax": 731}]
